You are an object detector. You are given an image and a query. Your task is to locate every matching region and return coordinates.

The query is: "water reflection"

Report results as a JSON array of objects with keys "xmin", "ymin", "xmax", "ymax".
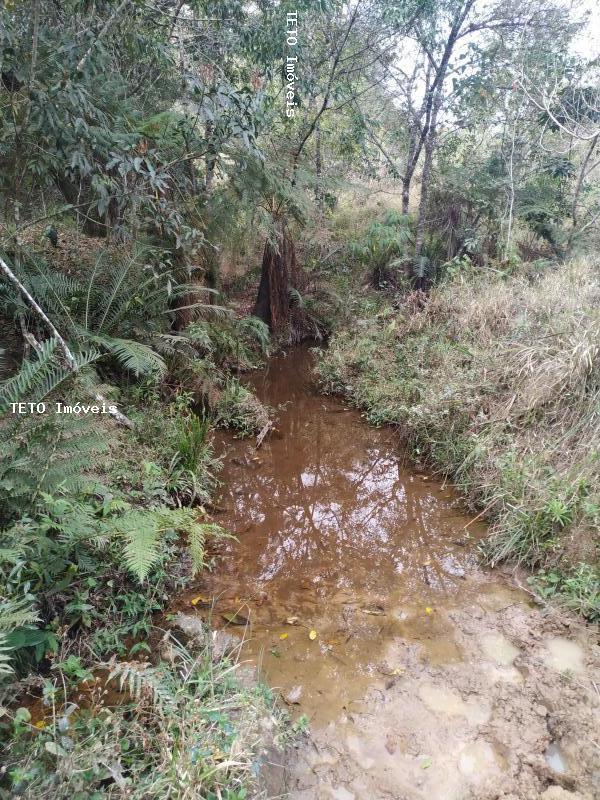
[{"xmin": 208, "ymin": 346, "xmax": 482, "ymax": 605}]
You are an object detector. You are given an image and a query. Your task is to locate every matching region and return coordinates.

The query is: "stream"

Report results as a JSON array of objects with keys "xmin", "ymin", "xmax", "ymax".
[{"xmin": 175, "ymin": 346, "xmax": 600, "ymax": 800}]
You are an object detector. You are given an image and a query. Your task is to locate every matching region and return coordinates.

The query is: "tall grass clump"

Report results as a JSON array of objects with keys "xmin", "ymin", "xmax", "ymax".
[{"xmin": 316, "ymin": 258, "xmax": 600, "ymax": 619}]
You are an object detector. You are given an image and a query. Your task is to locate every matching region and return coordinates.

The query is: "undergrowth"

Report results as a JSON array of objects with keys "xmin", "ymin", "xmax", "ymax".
[
  {"xmin": 316, "ymin": 257, "xmax": 600, "ymax": 620},
  {"xmin": 0, "ymin": 634, "xmax": 282, "ymax": 799},
  {"xmin": 0, "ymin": 253, "xmax": 278, "ymax": 797}
]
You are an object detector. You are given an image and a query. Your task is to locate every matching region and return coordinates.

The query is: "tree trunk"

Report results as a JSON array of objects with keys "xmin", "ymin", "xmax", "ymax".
[
  {"xmin": 53, "ymin": 173, "xmax": 108, "ymax": 237},
  {"xmin": 413, "ymin": 138, "xmax": 435, "ymax": 290},
  {"xmin": 253, "ymin": 223, "xmax": 295, "ymax": 333},
  {"xmin": 571, "ymin": 133, "xmax": 598, "ymax": 230},
  {"xmin": 315, "ymin": 121, "xmax": 323, "ymax": 211},
  {"xmin": 204, "ymin": 120, "xmax": 217, "ymax": 195},
  {"xmin": 401, "ymin": 173, "xmax": 412, "ymax": 215}
]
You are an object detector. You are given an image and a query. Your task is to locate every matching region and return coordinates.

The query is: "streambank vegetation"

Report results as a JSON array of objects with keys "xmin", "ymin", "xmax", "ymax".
[{"xmin": 0, "ymin": 0, "xmax": 599, "ymax": 796}]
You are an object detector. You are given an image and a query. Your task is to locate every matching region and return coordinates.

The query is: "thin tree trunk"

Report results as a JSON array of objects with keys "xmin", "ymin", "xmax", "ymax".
[
  {"xmin": 411, "ymin": 0, "xmax": 474, "ymax": 287},
  {"xmin": 572, "ymin": 133, "xmax": 598, "ymax": 229},
  {"xmin": 401, "ymin": 171, "xmax": 413, "ymax": 215},
  {"xmin": 204, "ymin": 121, "xmax": 217, "ymax": 195},
  {"xmin": 413, "ymin": 138, "xmax": 435, "ymax": 290},
  {"xmin": 315, "ymin": 122, "xmax": 323, "ymax": 211}
]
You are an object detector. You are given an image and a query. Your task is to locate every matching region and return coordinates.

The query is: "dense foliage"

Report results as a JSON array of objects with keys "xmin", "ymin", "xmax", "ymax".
[{"xmin": 1, "ymin": 0, "xmax": 599, "ymax": 795}]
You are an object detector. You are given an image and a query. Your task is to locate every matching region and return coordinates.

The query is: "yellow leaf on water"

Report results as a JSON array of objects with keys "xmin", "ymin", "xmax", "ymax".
[
  {"xmin": 191, "ymin": 595, "xmax": 209, "ymax": 606},
  {"xmin": 279, "ymin": 632, "xmax": 288, "ymax": 640},
  {"xmin": 425, "ymin": 607, "xmax": 433, "ymax": 615},
  {"xmin": 309, "ymin": 629, "xmax": 317, "ymax": 640}
]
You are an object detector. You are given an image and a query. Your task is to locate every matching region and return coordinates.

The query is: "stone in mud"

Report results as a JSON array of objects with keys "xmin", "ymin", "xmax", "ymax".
[
  {"xmin": 170, "ymin": 614, "xmax": 241, "ymax": 661},
  {"xmin": 211, "ymin": 629, "xmax": 240, "ymax": 660},
  {"xmin": 284, "ymin": 685, "xmax": 303, "ymax": 705},
  {"xmin": 171, "ymin": 612, "xmax": 206, "ymax": 639}
]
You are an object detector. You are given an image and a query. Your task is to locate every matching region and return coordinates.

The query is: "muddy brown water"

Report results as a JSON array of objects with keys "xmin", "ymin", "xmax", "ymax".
[{"xmin": 183, "ymin": 345, "xmax": 499, "ymax": 722}]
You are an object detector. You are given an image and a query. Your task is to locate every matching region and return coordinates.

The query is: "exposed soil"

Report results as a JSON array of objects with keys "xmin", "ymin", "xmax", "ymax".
[
  {"xmin": 173, "ymin": 346, "xmax": 600, "ymax": 800},
  {"xmin": 267, "ymin": 593, "xmax": 600, "ymax": 800}
]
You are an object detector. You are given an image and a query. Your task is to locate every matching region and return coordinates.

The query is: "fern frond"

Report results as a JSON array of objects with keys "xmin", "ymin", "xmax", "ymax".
[
  {"xmin": 107, "ymin": 661, "xmax": 176, "ymax": 710},
  {"xmin": 118, "ymin": 512, "xmax": 161, "ymax": 581},
  {"xmin": 0, "ymin": 598, "xmax": 40, "ymax": 631},
  {"xmin": 289, "ymin": 287, "xmax": 305, "ymax": 308},
  {"xmin": 86, "ymin": 334, "xmax": 166, "ymax": 377},
  {"xmin": 0, "ymin": 339, "xmax": 99, "ymax": 411},
  {"xmin": 0, "ymin": 633, "xmax": 15, "ymax": 679},
  {"xmin": 112, "ymin": 508, "xmax": 227, "ymax": 581}
]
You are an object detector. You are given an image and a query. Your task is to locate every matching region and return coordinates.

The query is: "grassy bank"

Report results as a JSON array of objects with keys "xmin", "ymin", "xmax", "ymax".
[{"xmin": 316, "ymin": 257, "xmax": 600, "ymax": 620}]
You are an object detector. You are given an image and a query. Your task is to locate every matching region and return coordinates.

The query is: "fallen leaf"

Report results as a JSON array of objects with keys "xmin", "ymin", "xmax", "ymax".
[
  {"xmin": 285, "ymin": 616, "xmax": 299, "ymax": 625},
  {"xmin": 191, "ymin": 595, "xmax": 210, "ymax": 606},
  {"xmin": 279, "ymin": 632, "xmax": 288, "ymax": 640},
  {"xmin": 222, "ymin": 612, "xmax": 249, "ymax": 626},
  {"xmin": 34, "ymin": 720, "xmax": 46, "ymax": 730},
  {"xmin": 421, "ymin": 757, "xmax": 432, "ymax": 769},
  {"xmin": 309, "ymin": 629, "xmax": 317, "ymax": 640},
  {"xmin": 361, "ymin": 604, "xmax": 385, "ymax": 616}
]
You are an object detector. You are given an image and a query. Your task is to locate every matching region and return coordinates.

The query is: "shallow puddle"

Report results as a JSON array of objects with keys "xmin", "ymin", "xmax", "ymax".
[{"xmin": 178, "ymin": 346, "xmax": 505, "ymax": 723}]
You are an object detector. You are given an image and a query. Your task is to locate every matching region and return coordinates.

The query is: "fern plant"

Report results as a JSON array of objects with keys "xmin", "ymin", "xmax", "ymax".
[
  {"xmin": 0, "ymin": 597, "xmax": 40, "ymax": 679},
  {"xmin": 112, "ymin": 508, "xmax": 226, "ymax": 581},
  {"xmin": 0, "ymin": 250, "xmax": 222, "ymax": 379},
  {"xmin": 0, "ymin": 340, "xmax": 107, "ymax": 521},
  {"xmin": 0, "ymin": 338, "xmax": 99, "ymax": 412}
]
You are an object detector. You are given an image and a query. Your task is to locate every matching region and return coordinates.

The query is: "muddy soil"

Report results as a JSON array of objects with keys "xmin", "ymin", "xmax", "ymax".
[
  {"xmin": 266, "ymin": 595, "xmax": 599, "ymax": 800},
  {"xmin": 176, "ymin": 346, "xmax": 599, "ymax": 800}
]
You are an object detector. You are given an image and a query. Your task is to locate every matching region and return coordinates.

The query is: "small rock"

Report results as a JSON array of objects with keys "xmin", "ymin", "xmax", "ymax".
[
  {"xmin": 212, "ymin": 629, "xmax": 240, "ymax": 660},
  {"xmin": 283, "ymin": 685, "xmax": 303, "ymax": 705},
  {"xmin": 172, "ymin": 613, "xmax": 205, "ymax": 639}
]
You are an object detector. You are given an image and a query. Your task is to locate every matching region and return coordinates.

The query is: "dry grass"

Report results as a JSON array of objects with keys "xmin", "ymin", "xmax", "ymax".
[{"xmin": 317, "ymin": 258, "xmax": 600, "ymax": 618}]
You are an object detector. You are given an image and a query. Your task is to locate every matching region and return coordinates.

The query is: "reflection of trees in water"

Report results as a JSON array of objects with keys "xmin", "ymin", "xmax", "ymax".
[{"xmin": 219, "ymin": 393, "xmax": 474, "ymax": 595}]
